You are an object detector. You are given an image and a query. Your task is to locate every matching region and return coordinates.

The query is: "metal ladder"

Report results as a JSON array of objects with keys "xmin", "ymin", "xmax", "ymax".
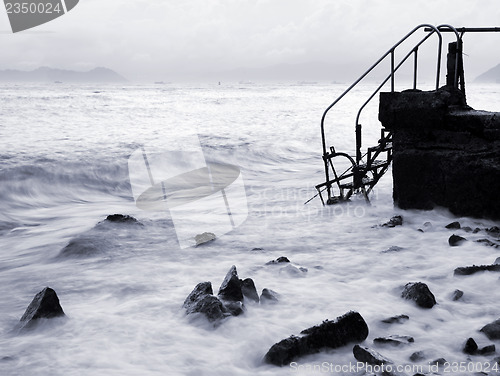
[{"xmin": 312, "ymin": 24, "xmax": 462, "ymax": 206}]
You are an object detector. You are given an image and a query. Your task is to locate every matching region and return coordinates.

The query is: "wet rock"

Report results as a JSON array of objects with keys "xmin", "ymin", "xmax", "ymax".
[
  {"xmin": 445, "ymin": 221, "xmax": 461, "ymax": 229},
  {"xmin": 464, "ymin": 337, "xmax": 478, "ymax": 354},
  {"xmin": 401, "ymin": 282, "xmax": 436, "ymax": 309},
  {"xmin": 218, "ymin": 265, "xmax": 243, "ymax": 302},
  {"xmin": 222, "ymin": 301, "xmax": 244, "ymax": 316},
  {"xmin": 480, "ymin": 318, "xmax": 500, "ymax": 340},
  {"xmin": 194, "ymin": 232, "xmax": 216, "ymax": 246},
  {"xmin": 266, "ymin": 256, "xmax": 290, "ymax": 265},
  {"xmin": 382, "ymin": 246, "xmax": 405, "ymax": 253},
  {"xmin": 264, "ymin": 311, "xmax": 369, "ymax": 366},
  {"xmin": 409, "ymin": 351, "xmax": 427, "ymax": 362},
  {"xmin": 105, "ymin": 214, "xmax": 139, "ymax": 224},
  {"xmin": 449, "ymin": 234, "xmax": 467, "ymax": 246},
  {"xmin": 432, "ymin": 358, "xmax": 447, "ymax": 366},
  {"xmin": 454, "ymin": 264, "xmax": 500, "ymax": 276},
  {"xmin": 58, "ymin": 236, "xmax": 106, "ymax": 257},
  {"xmin": 478, "ymin": 344, "xmax": 495, "ymax": 355},
  {"xmin": 353, "ymin": 345, "xmax": 391, "ymax": 365},
  {"xmin": 487, "ymin": 226, "xmax": 500, "ymax": 237},
  {"xmin": 19, "ymin": 287, "xmax": 65, "ymax": 329},
  {"xmin": 418, "ymin": 222, "xmax": 433, "ymax": 232},
  {"xmin": 260, "ymin": 288, "xmax": 279, "ymax": 304},
  {"xmin": 183, "ymin": 282, "xmax": 227, "ymax": 324},
  {"xmin": 374, "ymin": 335, "xmax": 414, "ymax": 346},
  {"xmin": 494, "ymin": 257, "xmax": 500, "ymax": 265},
  {"xmin": 462, "ymin": 226, "xmax": 473, "ymax": 232},
  {"xmin": 381, "ymin": 314, "xmax": 409, "ymax": 324},
  {"xmin": 279, "ymin": 264, "xmax": 307, "ymax": 277},
  {"xmin": 452, "ymin": 289, "xmax": 464, "ymax": 301},
  {"xmin": 382, "ymin": 215, "xmax": 403, "ymax": 228},
  {"xmin": 475, "ymin": 238, "xmax": 499, "ymax": 248},
  {"xmin": 241, "ymin": 278, "xmax": 259, "ymax": 303}
]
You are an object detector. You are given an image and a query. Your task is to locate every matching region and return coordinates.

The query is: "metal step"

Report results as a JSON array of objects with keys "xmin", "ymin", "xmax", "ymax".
[
  {"xmin": 368, "ymin": 142, "xmax": 392, "ymax": 153},
  {"xmin": 357, "ymin": 160, "xmax": 390, "ymax": 170}
]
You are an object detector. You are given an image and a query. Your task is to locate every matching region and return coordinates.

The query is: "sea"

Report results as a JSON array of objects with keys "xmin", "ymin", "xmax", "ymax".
[{"xmin": 0, "ymin": 80, "xmax": 499, "ymax": 376}]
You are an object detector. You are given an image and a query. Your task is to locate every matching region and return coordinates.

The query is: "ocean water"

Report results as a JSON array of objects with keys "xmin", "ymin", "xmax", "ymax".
[{"xmin": 0, "ymin": 81, "xmax": 499, "ymax": 376}]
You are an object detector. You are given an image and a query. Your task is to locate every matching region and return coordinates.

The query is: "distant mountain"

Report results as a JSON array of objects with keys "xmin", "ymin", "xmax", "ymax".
[
  {"xmin": 0, "ymin": 67, "xmax": 127, "ymax": 83},
  {"xmin": 474, "ymin": 63, "xmax": 500, "ymax": 83}
]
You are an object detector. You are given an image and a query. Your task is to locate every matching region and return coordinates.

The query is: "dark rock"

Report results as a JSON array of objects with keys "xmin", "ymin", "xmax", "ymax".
[
  {"xmin": 494, "ymin": 257, "xmax": 500, "ymax": 265},
  {"xmin": 194, "ymin": 232, "xmax": 216, "ymax": 246},
  {"xmin": 266, "ymin": 256, "xmax": 290, "ymax": 265},
  {"xmin": 454, "ymin": 264, "xmax": 500, "ymax": 276},
  {"xmin": 264, "ymin": 311, "xmax": 369, "ymax": 366},
  {"xmin": 241, "ymin": 278, "xmax": 259, "ymax": 303},
  {"xmin": 493, "ymin": 356, "xmax": 500, "ymax": 365},
  {"xmin": 478, "ymin": 344, "xmax": 496, "ymax": 355},
  {"xmin": 218, "ymin": 265, "xmax": 243, "ymax": 302},
  {"xmin": 222, "ymin": 301, "xmax": 244, "ymax": 316},
  {"xmin": 251, "ymin": 247, "xmax": 264, "ymax": 252},
  {"xmin": 381, "ymin": 314, "xmax": 409, "ymax": 324},
  {"xmin": 260, "ymin": 288, "xmax": 279, "ymax": 304},
  {"xmin": 462, "ymin": 226, "xmax": 473, "ymax": 232},
  {"xmin": 409, "ymin": 351, "xmax": 426, "ymax": 362},
  {"xmin": 382, "ymin": 246, "xmax": 405, "ymax": 253},
  {"xmin": 279, "ymin": 264, "xmax": 307, "ymax": 276},
  {"xmin": 452, "ymin": 289, "xmax": 464, "ymax": 301},
  {"xmin": 475, "ymin": 238, "xmax": 499, "ymax": 248},
  {"xmin": 432, "ymin": 358, "xmax": 447, "ymax": 366},
  {"xmin": 473, "ymin": 227, "xmax": 481, "ymax": 233},
  {"xmin": 105, "ymin": 214, "xmax": 139, "ymax": 224},
  {"xmin": 183, "ymin": 282, "xmax": 227, "ymax": 324},
  {"xmin": 464, "ymin": 337, "xmax": 478, "ymax": 354},
  {"xmin": 487, "ymin": 226, "xmax": 500, "ymax": 236},
  {"xmin": 19, "ymin": 287, "xmax": 65, "ymax": 329},
  {"xmin": 374, "ymin": 335, "xmax": 414, "ymax": 346},
  {"xmin": 449, "ymin": 234, "xmax": 467, "ymax": 246},
  {"xmin": 480, "ymin": 318, "xmax": 500, "ymax": 340},
  {"xmin": 401, "ymin": 282, "xmax": 436, "ymax": 308},
  {"xmin": 353, "ymin": 345, "xmax": 391, "ymax": 365},
  {"xmin": 382, "ymin": 215, "xmax": 403, "ymax": 228},
  {"xmin": 446, "ymin": 221, "xmax": 461, "ymax": 229},
  {"xmin": 58, "ymin": 236, "xmax": 105, "ymax": 257}
]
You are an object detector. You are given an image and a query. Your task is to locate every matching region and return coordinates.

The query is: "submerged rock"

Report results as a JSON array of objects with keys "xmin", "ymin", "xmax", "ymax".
[
  {"xmin": 475, "ymin": 238, "xmax": 499, "ymax": 248},
  {"xmin": 266, "ymin": 256, "xmax": 290, "ymax": 265},
  {"xmin": 19, "ymin": 287, "xmax": 65, "ymax": 329},
  {"xmin": 381, "ymin": 215, "xmax": 403, "ymax": 228},
  {"xmin": 452, "ymin": 289, "xmax": 464, "ymax": 301},
  {"xmin": 105, "ymin": 214, "xmax": 140, "ymax": 224},
  {"xmin": 264, "ymin": 311, "xmax": 369, "ymax": 366},
  {"xmin": 464, "ymin": 338, "xmax": 478, "ymax": 354},
  {"xmin": 401, "ymin": 282, "xmax": 436, "ymax": 309},
  {"xmin": 481, "ymin": 318, "xmax": 500, "ymax": 340},
  {"xmin": 218, "ymin": 265, "xmax": 243, "ymax": 302},
  {"xmin": 373, "ymin": 335, "xmax": 414, "ymax": 346},
  {"xmin": 260, "ymin": 288, "xmax": 279, "ymax": 304},
  {"xmin": 454, "ymin": 264, "xmax": 500, "ymax": 276},
  {"xmin": 445, "ymin": 221, "xmax": 461, "ymax": 229},
  {"xmin": 381, "ymin": 314, "xmax": 409, "ymax": 324},
  {"xmin": 382, "ymin": 246, "xmax": 405, "ymax": 253},
  {"xmin": 241, "ymin": 278, "xmax": 259, "ymax": 303},
  {"xmin": 449, "ymin": 234, "xmax": 467, "ymax": 246},
  {"xmin": 194, "ymin": 232, "xmax": 216, "ymax": 246},
  {"xmin": 353, "ymin": 345, "xmax": 391, "ymax": 365}
]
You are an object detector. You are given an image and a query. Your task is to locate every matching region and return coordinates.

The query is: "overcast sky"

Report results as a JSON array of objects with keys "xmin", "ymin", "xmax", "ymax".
[{"xmin": 0, "ymin": 0, "xmax": 499, "ymax": 82}]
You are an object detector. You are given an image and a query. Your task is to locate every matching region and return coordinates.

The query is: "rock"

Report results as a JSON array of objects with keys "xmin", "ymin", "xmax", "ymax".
[
  {"xmin": 449, "ymin": 234, "xmax": 467, "ymax": 246},
  {"xmin": 418, "ymin": 222, "xmax": 433, "ymax": 232},
  {"xmin": 475, "ymin": 239, "xmax": 499, "ymax": 248},
  {"xmin": 264, "ymin": 311, "xmax": 369, "ymax": 366},
  {"xmin": 382, "ymin": 215, "xmax": 403, "ymax": 228},
  {"xmin": 478, "ymin": 344, "xmax": 496, "ymax": 355},
  {"xmin": 454, "ymin": 264, "xmax": 500, "ymax": 276},
  {"xmin": 19, "ymin": 287, "xmax": 65, "ymax": 329},
  {"xmin": 218, "ymin": 265, "xmax": 243, "ymax": 302},
  {"xmin": 266, "ymin": 256, "xmax": 290, "ymax": 265},
  {"xmin": 260, "ymin": 288, "xmax": 279, "ymax": 304},
  {"xmin": 445, "ymin": 221, "xmax": 461, "ymax": 229},
  {"xmin": 194, "ymin": 232, "xmax": 216, "ymax": 246},
  {"xmin": 480, "ymin": 318, "xmax": 500, "ymax": 340},
  {"xmin": 105, "ymin": 214, "xmax": 139, "ymax": 224},
  {"xmin": 494, "ymin": 257, "xmax": 500, "ymax": 265},
  {"xmin": 401, "ymin": 282, "xmax": 436, "ymax": 309},
  {"xmin": 382, "ymin": 246, "xmax": 405, "ymax": 253},
  {"xmin": 462, "ymin": 226, "xmax": 473, "ymax": 232},
  {"xmin": 353, "ymin": 345, "xmax": 391, "ymax": 365},
  {"xmin": 241, "ymin": 278, "xmax": 259, "ymax": 303},
  {"xmin": 183, "ymin": 282, "xmax": 227, "ymax": 324},
  {"xmin": 409, "ymin": 351, "xmax": 426, "ymax": 362},
  {"xmin": 222, "ymin": 301, "xmax": 244, "ymax": 316},
  {"xmin": 381, "ymin": 314, "xmax": 409, "ymax": 324},
  {"xmin": 487, "ymin": 226, "xmax": 500, "ymax": 237},
  {"xmin": 374, "ymin": 335, "xmax": 414, "ymax": 346},
  {"xmin": 279, "ymin": 264, "xmax": 307, "ymax": 277},
  {"xmin": 432, "ymin": 358, "xmax": 447, "ymax": 366},
  {"xmin": 452, "ymin": 289, "xmax": 464, "ymax": 301},
  {"xmin": 464, "ymin": 337, "xmax": 478, "ymax": 354}
]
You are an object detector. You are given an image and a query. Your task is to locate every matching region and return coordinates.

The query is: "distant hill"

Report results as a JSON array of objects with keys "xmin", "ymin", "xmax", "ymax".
[
  {"xmin": 474, "ymin": 63, "xmax": 500, "ymax": 83},
  {"xmin": 0, "ymin": 67, "xmax": 127, "ymax": 83}
]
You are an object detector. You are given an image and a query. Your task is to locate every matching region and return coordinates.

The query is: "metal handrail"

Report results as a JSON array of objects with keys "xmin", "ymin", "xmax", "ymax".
[{"xmin": 320, "ymin": 24, "xmax": 443, "ymax": 199}]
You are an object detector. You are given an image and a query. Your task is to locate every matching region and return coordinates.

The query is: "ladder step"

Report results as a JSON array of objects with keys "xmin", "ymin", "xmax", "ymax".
[
  {"xmin": 357, "ymin": 160, "xmax": 389, "ymax": 170},
  {"xmin": 368, "ymin": 142, "xmax": 392, "ymax": 153}
]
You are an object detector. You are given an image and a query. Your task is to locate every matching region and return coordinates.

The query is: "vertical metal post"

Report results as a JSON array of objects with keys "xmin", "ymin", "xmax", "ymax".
[
  {"xmin": 390, "ymin": 49, "xmax": 395, "ymax": 92},
  {"xmin": 413, "ymin": 48, "xmax": 418, "ymax": 90},
  {"xmin": 355, "ymin": 123, "xmax": 362, "ymax": 164}
]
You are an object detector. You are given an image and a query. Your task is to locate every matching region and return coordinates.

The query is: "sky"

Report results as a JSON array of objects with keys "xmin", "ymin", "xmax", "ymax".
[{"xmin": 0, "ymin": 0, "xmax": 499, "ymax": 82}]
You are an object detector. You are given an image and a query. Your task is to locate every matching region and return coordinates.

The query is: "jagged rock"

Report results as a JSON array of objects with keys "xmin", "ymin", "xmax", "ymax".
[
  {"xmin": 464, "ymin": 338, "xmax": 478, "ymax": 354},
  {"xmin": 401, "ymin": 282, "xmax": 436, "ymax": 308},
  {"xmin": 487, "ymin": 226, "xmax": 500, "ymax": 236},
  {"xmin": 194, "ymin": 232, "xmax": 216, "ymax": 246},
  {"xmin": 446, "ymin": 221, "xmax": 461, "ymax": 229},
  {"xmin": 241, "ymin": 278, "xmax": 259, "ymax": 303},
  {"xmin": 381, "ymin": 215, "xmax": 403, "ymax": 228},
  {"xmin": 449, "ymin": 234, "xmax": 467, "ymax": 246},
  {"xmin": 105, "ymin": 214, "xmax": 139, "ymax": 224},
  {"xmin": 222, "ymin": 301, "xmax": 244, "ymax": 316},
  {"xmin": 266, "ymin": 256, "xmax": 290, "ymax": 265},
  {"xmin": 374, "ymin": 335, "xmax": 414, "ymax": 346},
  {"xmin": 452, "ymin": 289, "xmax": 464, "ymax": 301},
  {"xmin": 381, "ymin": 314, "xmax": 409, "ymax": 324},
  {"xmin": 494, "ymin": 257, "xmax": 500, "ymax": 265},
  {"xmin": 19, "ymin": 287, "xmax": 65, "ymax": 329},
  {"xmin": 353, "ymin": 345, "xmax": 391, "ymax": 365},
  {"xmin": 183, "ymin": 282, "xmax": 227, "ymax": 324},
  {"xmin": 260, "ymin": 288, "xmax": 279, "ymax": 304},
  {"xmin": 454, "ymin": 264, "xmax": 500, "ymax": 276},
  {"xmin": 478, "ymin": 344, "xmax": 496, "ymax": 355},
  {"xmin": 475, "ymin": 239, "xmax": 499, "ymax": 248},
  {"xmin": 218, "ymin": 265, "xmax": 243, "ymax": 302},
  {"xmin": 382, "ymin": 246, "xmax": 404, "ymax": 253},
  {"xmin": 264, "ymin": 311, "xmax": 369, "ymax": 366},
  {"xmin": 480, "ymin": 318, "xmax": 500, "ymax": 340}
]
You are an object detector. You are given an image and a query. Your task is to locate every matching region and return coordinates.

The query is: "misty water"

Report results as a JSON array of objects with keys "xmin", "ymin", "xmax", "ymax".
[{"xmin": 0, "ymin": 82, "xmax": 499, "ymax": 376}]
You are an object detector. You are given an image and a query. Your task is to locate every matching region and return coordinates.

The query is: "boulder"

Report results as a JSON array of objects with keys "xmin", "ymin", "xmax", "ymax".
[
  {"xmin": 353, "ymin": 345, "xmax": 391, "ymax": 365},
  {"xmin": 454, "ymin": 264, "xmax": 500, "ymax": 276},
  {"xmin": 481, "ymin": 319, "xmax": 500, "ymax": 340},
  {"xmin": 19, "ymin": 287, "xmax": 65, "ymax": 329},
  {"xmin": 451, "ymin": 289, "xmax": 464, "ymax": 301},
  {"xmin": 105, "ymin": 214, "xmax": 139, "ymax": 224},
  {"xmin": 182, "ymin": 282, "xmax": 227, "ymax": 324},
  {"xmin": 218, "ymin": 265, "xmax": 243, "ymax": 302},
  {"xmin": 449, "ymin": 234, "xmax": 467, "ymax": 246},
  {"xmin": 463, "ymin": 338, "xmax": 478, "ymax": 354},
  {"xmin": 264, "ymin": 311, "xmax": 369, "ymax": 366},
  {"xmin": 445, "ymin": 221, "xmax": 461, "ymax": 229},
  {"xmin": 381, "ymin": 215, "xmax": 403, "ymax": 228},
  {"xmin": 260, "ymin": 288, "xmax": 279, "ymax": 304},
  {"xmin": 241, "ymin": 278, "xmax": 259, "ymax": 303},
  {"xmin": 373, "ymin": 335, "xmax": 414, "ymax": 346},
  {"xmin": 478, "ymin": 344, "xmax": 496, "ymax": 355},
  {"xmin": 401, "ymin": 282, "xmax": 436, "ymax": 308},
  {"xmin": 381, "ymin": 314, "xmax": 409, "ymax": 324},
  {"xmin": 266, "ymin": 256, "xmax": 290, "ymax": 265}
]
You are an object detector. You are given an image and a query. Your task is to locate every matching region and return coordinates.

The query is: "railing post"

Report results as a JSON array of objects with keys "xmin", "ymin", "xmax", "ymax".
[
  {"xmin": 355, "ymin": 123, "xmax": 362, "ymax": 164},
  {"xmin": 390, "ymin": 49, "xmax": 395, "ymax": 92},
  {"xmin": 413, "ymin": 48, "xmax": 418, "ymax": 90}
]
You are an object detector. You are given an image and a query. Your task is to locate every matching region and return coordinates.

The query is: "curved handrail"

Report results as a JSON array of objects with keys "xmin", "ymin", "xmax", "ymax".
[{"xmin": 320, "ymin": 24, "xmax": 442, "ymax": 158}]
